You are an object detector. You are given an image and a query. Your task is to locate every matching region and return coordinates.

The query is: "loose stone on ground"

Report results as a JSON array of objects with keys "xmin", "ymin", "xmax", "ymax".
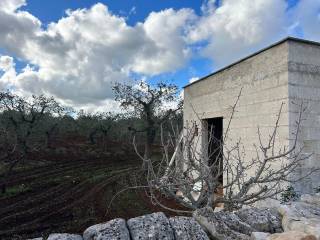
[
  {"xmin": 47, "ymin": 233, "xmax": 83, "ymax": 240},
  {"xmin": 169, "ymin": 216, "xmax": 209, "ymax": 240},
  {"xmin": 83, "ymin": 218, "xmax": 130, "ymax": 240},
  {"xmin": 127, "ymin": 212, "xmax": 175, "ymax": 240}
]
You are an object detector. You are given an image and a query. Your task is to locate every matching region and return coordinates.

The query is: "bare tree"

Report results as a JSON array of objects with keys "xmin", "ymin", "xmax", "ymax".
[
  {"xmin": 97, "ymin": 112, "xmax": 119, "ymax": 150},
  {"xmin": 0, "ymin": 92, "xmax": 65, "ymax": 193},
  {"xmin": 44, "ymin": 120, "xmax": 59, "ymax": 148},
  {"xmin": 0, "ymin": 125, "xmax": 18, "ymax": 194},
  {"xmin": 132, "ymin": 94, "xmax": 318, "ymax": 212},
  {"xmin": 77, "ymin": 111, "xmax": 118, "ymax": 148},
  {"xmin": 41, "ymin": 108, "xmax": 73, "ymax": 148},
  {"xmin": 113, "ymin": 81, "xmax": 181, "ymax": 166}
]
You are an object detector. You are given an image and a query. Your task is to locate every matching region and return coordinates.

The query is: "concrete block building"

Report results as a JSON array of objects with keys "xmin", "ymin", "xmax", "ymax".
[{"xmin": 183, "ymin": 37, "xmax": 320, "ymax": 194}]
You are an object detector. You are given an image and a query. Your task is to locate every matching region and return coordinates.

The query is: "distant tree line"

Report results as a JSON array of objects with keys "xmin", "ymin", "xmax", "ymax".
[{"xmin": 0, "ymin": 81, "xmax": 182, "ymax": 193}]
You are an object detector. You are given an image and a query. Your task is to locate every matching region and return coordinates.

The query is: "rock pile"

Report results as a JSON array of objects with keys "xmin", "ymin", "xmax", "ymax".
[
  {"xmin": 28, "ymin": 212, "xmax": 209, "ymax": 240},
  {"xmin": 193, "ymin": 207, "xmax": 282, "ymax": 240},
  {"xmin": 27, "ymin": 194, "xmax": 320, "ymax": 240},
  {"xmin": 277, "ymin": 194, "xmax": 320, "ymax": 239},
  {"xmin": 250, "ymin": 193, "xmax": 320, "ymax": 240},
  {"xmin": 127, "ymin": 212, "xmax": 174, "ymax": 240},
  {"xmin": 83, "ymin": 218, "xmax": 130, "ymax": 240}
]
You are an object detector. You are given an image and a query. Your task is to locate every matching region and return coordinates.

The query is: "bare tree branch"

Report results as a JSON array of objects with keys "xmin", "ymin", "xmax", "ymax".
[{"xmin": 132, "ymin": 89, "xmax": 319, "ymax": 212}]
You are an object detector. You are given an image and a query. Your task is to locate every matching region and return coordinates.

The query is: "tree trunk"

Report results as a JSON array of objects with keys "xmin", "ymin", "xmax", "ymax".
[
  {"xmin": 46, "ymin": 124, "xmax": 58, "ymax": 148},
  {"xmin": 45, "ymin": 132, "xmax": 51, "ymax": 148},
  {"xmin": 143, "ymin": 141, "xmax": 151, "ymax": 170},
  {"xmin": 102, "ymin": 131, "xmax": 108, "ymax": 151},
  {"xmin": 142, "ymin": 126, "xmax": 156, "ymax": 169},
  {"xmin": 89, "ymin": 129, "xmax": 98, "ymax": 145}
]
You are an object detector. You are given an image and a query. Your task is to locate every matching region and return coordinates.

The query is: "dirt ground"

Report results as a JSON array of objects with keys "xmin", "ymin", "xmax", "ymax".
[{"xmin": 0, "ymin": 137, "xmax": 188, "ymax": 240}]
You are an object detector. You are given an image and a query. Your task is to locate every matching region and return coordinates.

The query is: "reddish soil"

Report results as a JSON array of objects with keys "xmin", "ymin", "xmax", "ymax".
[{"xmin": 0, "ymin": 137, "xmax": 190, "ymax": 240}]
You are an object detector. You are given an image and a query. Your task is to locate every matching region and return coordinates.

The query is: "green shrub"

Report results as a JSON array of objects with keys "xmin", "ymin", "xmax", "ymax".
[
  {"xmin": 0, "ymin": 184, "xmax": 30, "ymax": 197},
  {"xmin": 280, "ymin": 186, "xmax": 300, "ymax": 203}
]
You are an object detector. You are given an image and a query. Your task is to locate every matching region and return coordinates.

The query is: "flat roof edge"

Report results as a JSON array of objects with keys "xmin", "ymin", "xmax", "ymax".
[{"xmin": 184, "ymin": 36, "xmax": 320, "ymax": 89}]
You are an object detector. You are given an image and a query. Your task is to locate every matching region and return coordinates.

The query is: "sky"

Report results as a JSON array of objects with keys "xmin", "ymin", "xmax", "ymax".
[{"xmin": 0, "ymin": 0, "xmax": 319, "ymax": 112}]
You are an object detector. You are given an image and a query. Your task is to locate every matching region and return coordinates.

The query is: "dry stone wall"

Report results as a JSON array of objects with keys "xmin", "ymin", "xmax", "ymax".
[{"xmin": 28, "ymin": 194, "xmax": 320, "ymax": 240}]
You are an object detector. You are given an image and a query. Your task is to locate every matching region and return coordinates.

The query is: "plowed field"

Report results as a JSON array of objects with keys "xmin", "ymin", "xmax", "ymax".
[{"xmin": 0, "ymin": 138, "xmax": 185, "ymax": 239}]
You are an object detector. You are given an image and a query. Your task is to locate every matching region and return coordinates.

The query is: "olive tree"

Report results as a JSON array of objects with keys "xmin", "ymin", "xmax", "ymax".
[
  {"xmin": 76, "ymin": 111, "xmax": 118, "ymax": 147},
  {"xmin": 0, "ymin": 92, "xmax": 65, "ymax": 193},
  {"xmin": 113, "ymin": 81, "xmax": 181, "ymax": 166}
]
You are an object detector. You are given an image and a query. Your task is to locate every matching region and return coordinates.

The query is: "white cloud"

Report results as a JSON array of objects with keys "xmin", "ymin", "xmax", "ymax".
[
  {"xmin": 188, "ymin": 0, "xmax": 288, "ymax": 67},
  {"xmin": 293, "ymin": 0, "xmax": 320, "ymax": 40},
  {"xmin": 0, "ymin": 55, "xmax": 14, "ymax": 72},
  {"xmin": 189, "ymin": 77, "xmax": 199, "ymax": 83},
  {"xmin": 0, "ymin": 0, "xmax": 26, "ymax": 13},
  {"xmin": 0, "ymin": 2, "xmax": 41, "ymax": 58},
  {"xmin": 0, "ymin": 0, "xmax": 320, "ymax": 111},
  {"xmin": 0, "ymin": 3, "xmax": 195, "ymax": 108},
  {"xmin": 129, "ymin": 6, "xmax": 137, "ymax": 15},
  {"xmin": 0, "ymin": 55, "xmax": 16, "ymax": 89},
  {"xmin": 200, "ymin": 0, "xmax": 216, "ymax": 15},
  {"xmin": 134, "ymin": 8, "xmax": 196, "ymax": 74}
]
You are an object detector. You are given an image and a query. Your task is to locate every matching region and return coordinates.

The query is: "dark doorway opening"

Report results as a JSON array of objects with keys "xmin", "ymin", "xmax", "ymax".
[{"xmin": 206, "ymin": 117, "xmax": 223, "ymax": 184}]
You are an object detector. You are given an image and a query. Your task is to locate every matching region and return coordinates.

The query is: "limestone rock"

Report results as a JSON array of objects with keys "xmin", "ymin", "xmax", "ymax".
[
  {"xmin": 267, "ymin": 231, "xmax": 317, "ymax": 240},
  {"xmin": 214, "ymin": 206, "xmax": 224, "ymax": 212},
  {"xmin": 253, "ymin": 199, "xmax": 281, "ymax": 209},
  {"xmin": 83, "ymin": 218, "xmax": 130, "ymax": 240},
  {"xmin": 300, "ymin": 194, "xmax": 320, "ymax": 206},
  {"xmin": 278, "ymin": 202, "xmax": 320, "ymax": 239},
  {"xmin": 47, "ymin": 233, "xmax": 83, "ymax": 240},
  {"xmin": 169, "ymin": 216, "xmax": 209, "ymax": 240},
  {"xmin": 236, "ymin": 208, "xmax": 282, "ymax": 233},
  {"xmin": 215, "ymin": 210, "xmax": 255, "ymax": 235},
  {"xmin": 250, "ymin": 232, "xmax": 271, "ymax": 240},
  {"xmin": 127, "ymin": 212, "xmax": 174, "ymax": 240},
  {"xmin": 193, "ymin": 207, "xmax": 252, "ymax": 240}
]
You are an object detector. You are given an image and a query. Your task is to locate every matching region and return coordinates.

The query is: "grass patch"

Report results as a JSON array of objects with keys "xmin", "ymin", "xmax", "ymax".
[
  {"xmin": 88, "ymin": 167, "xmax": 136, "ymax": 183},
  {"xmin": 0, "ymin": 184, "xmax": 31, "ymax": 197},
  {"xmin": 89, "ymin": 172, "xmax": 112, "ymax": 183},
  {"xmin": 0, "ymin": 162, "xmax": 39, "ymax": 176},
  {"xmin": 107, "ymin": 187, "xmax": 150, "ymax": 217}
]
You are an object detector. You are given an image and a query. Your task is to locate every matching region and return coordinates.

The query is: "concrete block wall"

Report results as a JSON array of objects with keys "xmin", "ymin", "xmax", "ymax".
[
  {"xmin": 184, "ymin": 38, "xmax": 320, "ymax": 195},
  {"xmin": 184, "ymin": 41, "xmax": 291, "ymax": 191},
  {"xmin": 288, "ymin": 40, "xmax": 320, "ymax": 193}
]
